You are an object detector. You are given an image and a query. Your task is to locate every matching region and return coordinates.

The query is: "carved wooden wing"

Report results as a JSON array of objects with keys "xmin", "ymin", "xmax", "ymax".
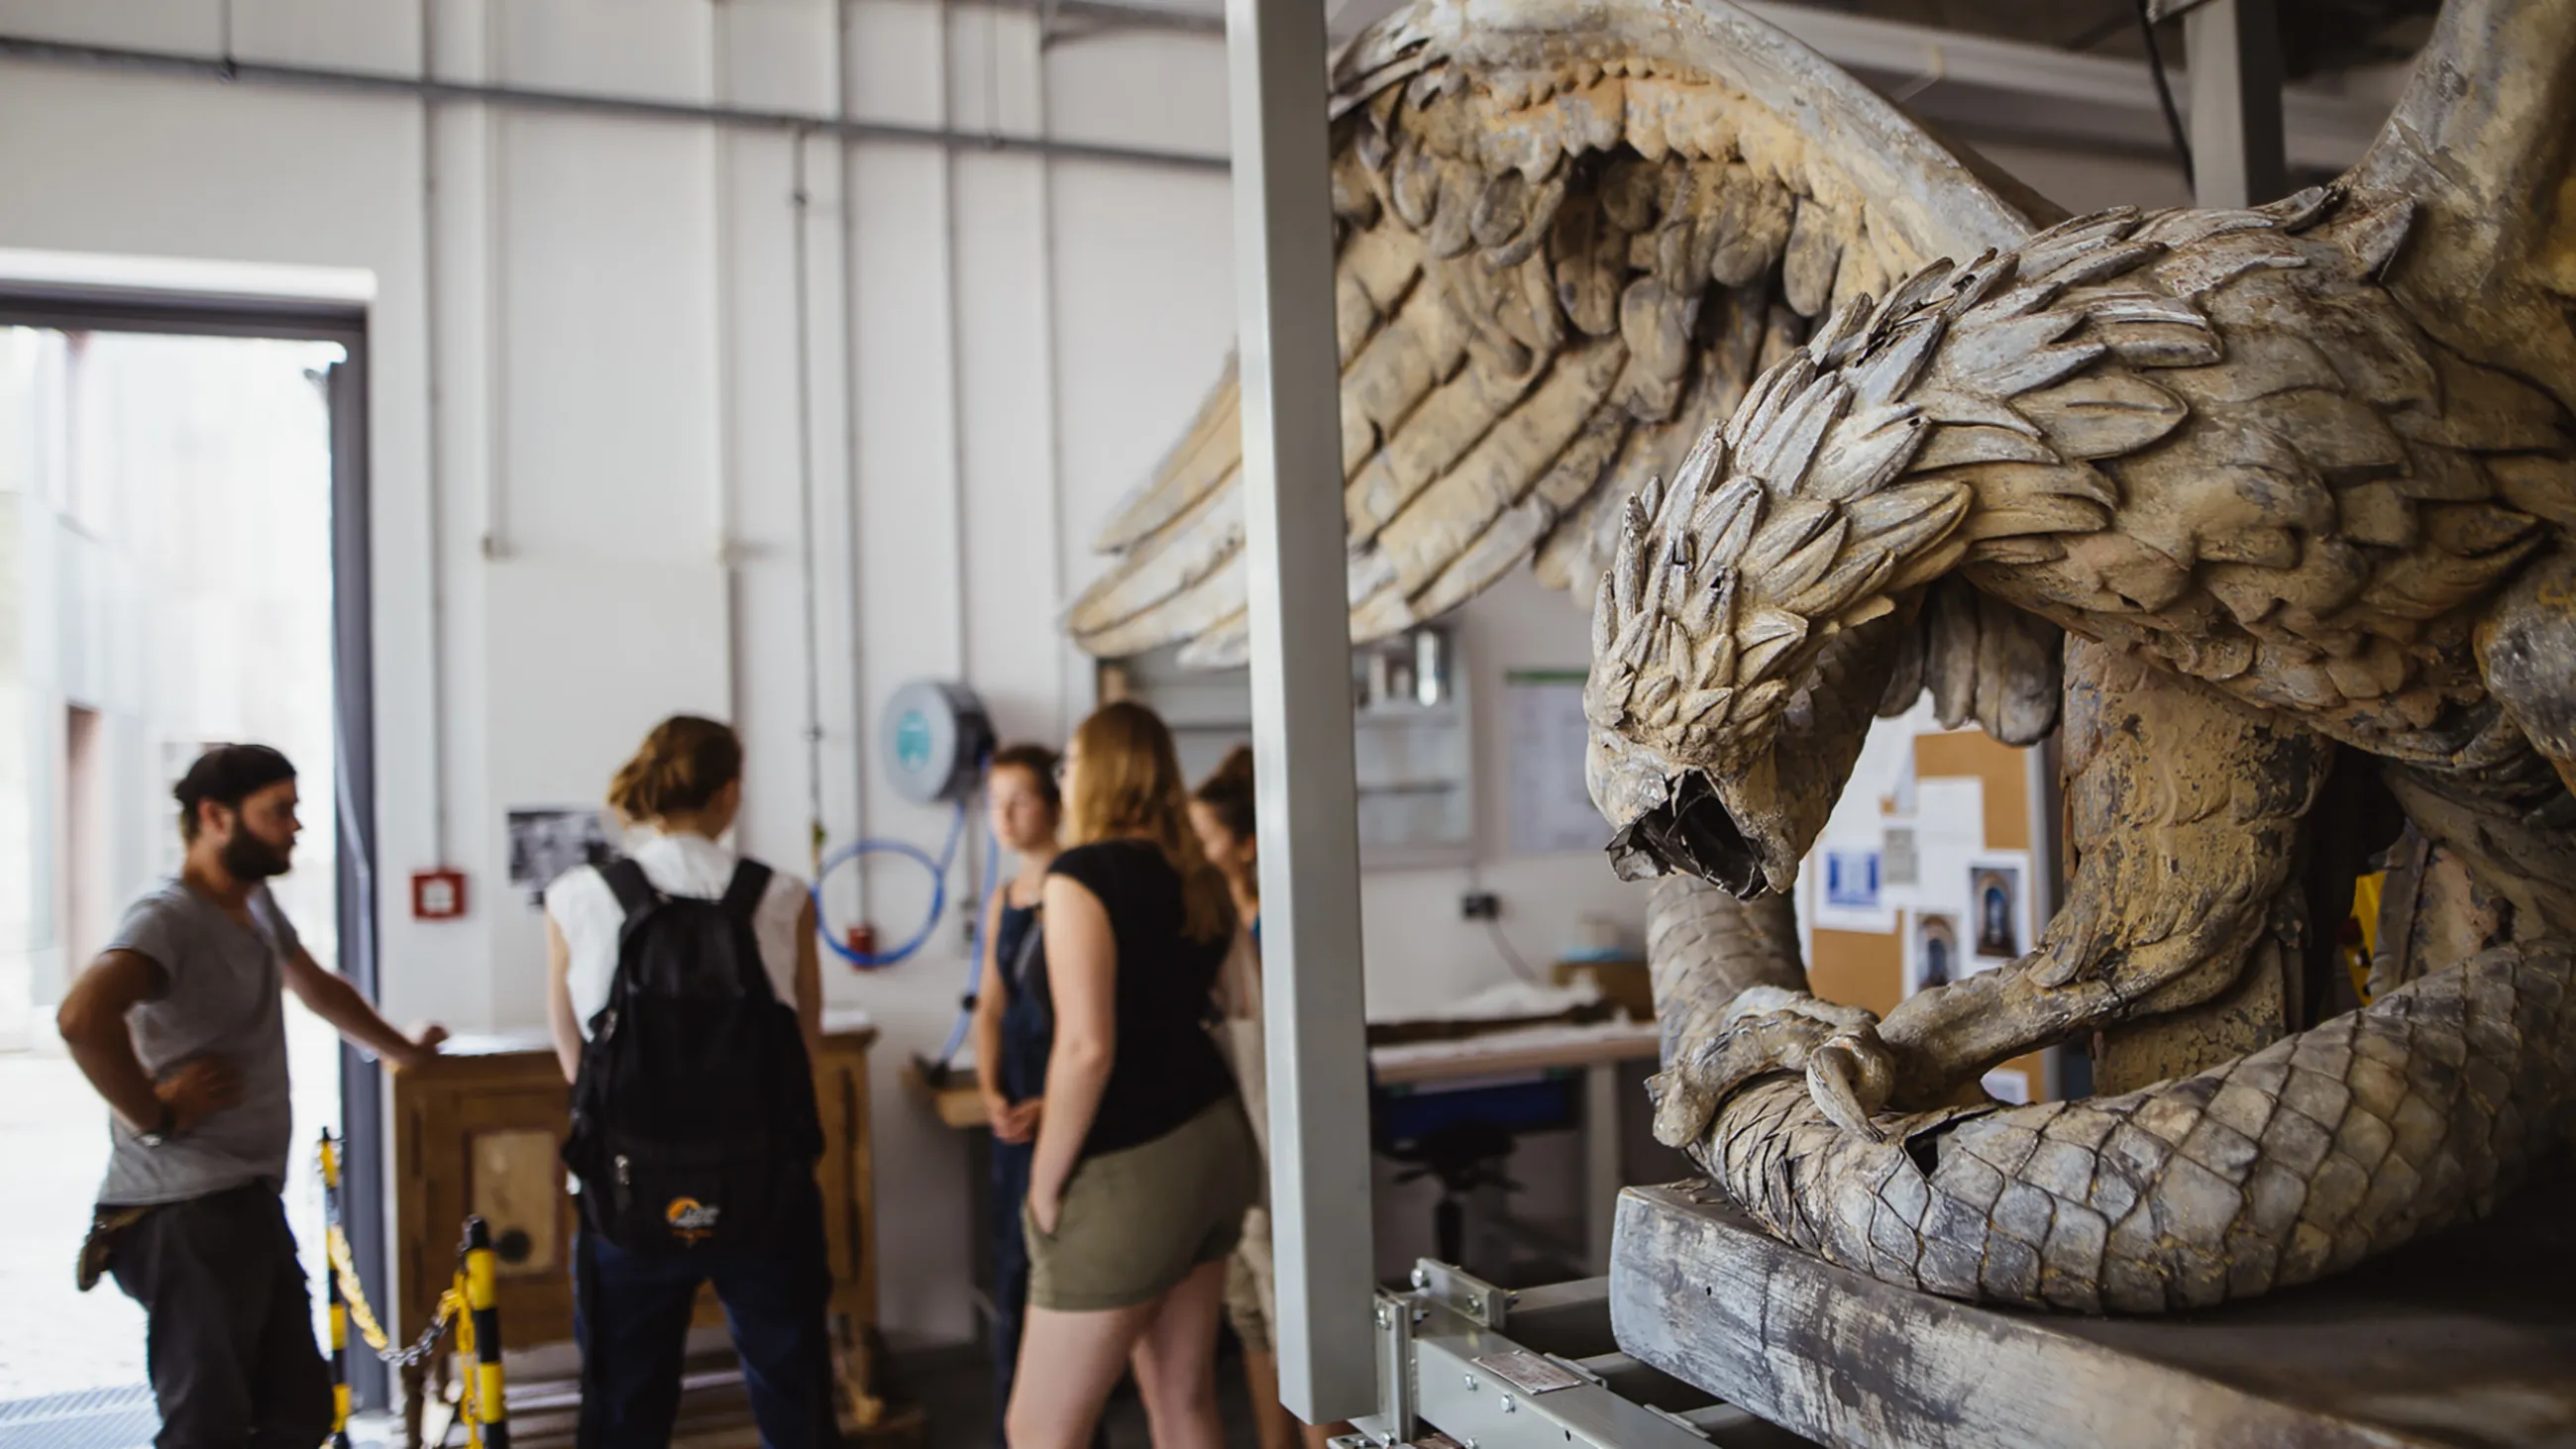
[{"xmin": 1064, "ymin": 0, "xmax": 2058, "ymax": 710}]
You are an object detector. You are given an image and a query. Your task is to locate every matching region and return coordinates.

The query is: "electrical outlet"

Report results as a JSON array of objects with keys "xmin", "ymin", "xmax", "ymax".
[{"xmin": 1461, "ymin": 891, "xmax": 1500, "ymax": 921}]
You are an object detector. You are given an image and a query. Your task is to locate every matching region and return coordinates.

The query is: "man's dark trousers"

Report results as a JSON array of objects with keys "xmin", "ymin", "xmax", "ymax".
[{"xmin": 108, "ymin": 1182, "xmax": 335, "ymax": 1449}]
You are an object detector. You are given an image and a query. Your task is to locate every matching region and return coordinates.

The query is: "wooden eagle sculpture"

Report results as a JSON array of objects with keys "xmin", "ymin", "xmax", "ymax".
[{"xmin": 1069, "ymin": 0, "xmax": 2576, "ymax": 1312}]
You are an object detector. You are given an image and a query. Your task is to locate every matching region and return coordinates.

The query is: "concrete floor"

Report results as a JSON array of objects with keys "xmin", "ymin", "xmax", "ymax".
[
  {"xmin": 0, "ymin": 1004, "xmax": 343, "ymax": 1406},
  {"xmin": 0, "ymin": 1047, "xmax": 149, "ymax": 1399},
  {"xmin": 904, "ymin": 1342, "xmax": 1270, "ymax": 1449}
]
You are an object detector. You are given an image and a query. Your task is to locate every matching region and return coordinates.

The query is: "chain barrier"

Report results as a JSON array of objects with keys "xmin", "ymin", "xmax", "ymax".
[{"xmin": 319, "ymin": 1130, "xmax": 512, "ymax": 1448}]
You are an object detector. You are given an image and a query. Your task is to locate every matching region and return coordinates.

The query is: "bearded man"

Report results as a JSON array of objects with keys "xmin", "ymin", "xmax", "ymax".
[{"xmin": 55, "ymin": 743, "xmax": 446, "ymax": 1449}]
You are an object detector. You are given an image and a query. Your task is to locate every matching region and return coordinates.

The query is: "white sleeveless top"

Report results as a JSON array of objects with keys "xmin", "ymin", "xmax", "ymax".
[{"xmin": 543, "ymin": 832, "xmax": 808, "ymax": 1037}]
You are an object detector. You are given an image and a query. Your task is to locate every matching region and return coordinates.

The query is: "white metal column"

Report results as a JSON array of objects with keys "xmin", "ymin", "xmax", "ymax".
[
  {"xmin": 1223, "ymin": 0, "xmax": 1379, "ymax": 1425},
  {"xmin": 2183, "ymin": 0, "xmax": 2288, "ymax": 207}
]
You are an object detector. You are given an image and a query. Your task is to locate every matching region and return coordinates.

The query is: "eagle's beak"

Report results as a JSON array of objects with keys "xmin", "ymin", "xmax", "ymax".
[{"xmin": 1589, "ymin": 727, "xmax": 1794, "ymax": 897}]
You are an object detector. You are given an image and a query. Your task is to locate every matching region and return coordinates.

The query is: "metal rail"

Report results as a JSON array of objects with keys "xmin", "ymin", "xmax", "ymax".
[
  {"xmin": 0, "ymin": 33, "xmax": 1230, "ymax": 174},
  {"xmin": 1344, "ymin": 1261, "xmax": 1812, "ymax": 1449},
  {"xmin": 1222, "ymin": 0, "xmax": 1378, "ymax": 1423}
]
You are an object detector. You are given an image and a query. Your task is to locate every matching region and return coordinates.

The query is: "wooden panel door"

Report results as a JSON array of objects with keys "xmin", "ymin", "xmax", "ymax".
[{"xmin": 395, "ymin": 1056, "xmax": 581, "ymax": 1350}]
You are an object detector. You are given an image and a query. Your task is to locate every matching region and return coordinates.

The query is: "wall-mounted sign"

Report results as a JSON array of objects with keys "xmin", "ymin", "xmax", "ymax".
[{"xmin": 411, "ymin": 868, "xmax": 468, "ymax": 921}]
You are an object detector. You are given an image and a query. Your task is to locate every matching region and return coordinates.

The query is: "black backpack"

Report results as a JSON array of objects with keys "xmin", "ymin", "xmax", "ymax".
[{"xmin": 562, "ymin": 858, "xmax": 821, "ymax": 1255}]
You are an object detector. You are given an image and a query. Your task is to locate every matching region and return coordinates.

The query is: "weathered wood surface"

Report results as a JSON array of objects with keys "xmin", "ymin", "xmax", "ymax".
[
  {"xmin": 1611, "ymin": 1174, "xmax": 2576, "ymax": 1449},
  {"xmin": 1062, "ymin": 0, "xmax": 2060, "ymax": 670},
  {"xmin": 1589, "ymin": 0, "xmax": 2576, "ymax": 1318}
]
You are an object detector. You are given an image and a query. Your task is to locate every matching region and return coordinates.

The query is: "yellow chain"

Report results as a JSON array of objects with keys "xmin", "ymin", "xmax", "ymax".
[
  {"xmin": 326, "ymin": 1224, "xmax": 394, "ymax": 1353},
  {"xmin": 328, "ymin": 1223, "xmax": 463, "ymax": 1369}
]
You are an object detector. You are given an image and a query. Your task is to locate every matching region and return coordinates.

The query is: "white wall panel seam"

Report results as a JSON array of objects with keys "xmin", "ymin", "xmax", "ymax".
[
  {"xmin": 417, "ymin": 0, "xmax": 450, "ymax": 862},
  {"xmin": 479, "ymin": 1, "xmax": 509, "ymax": 561},
  {"xmin": 832, "ymin": 0, "xmax": 872, "ymax": 917}
]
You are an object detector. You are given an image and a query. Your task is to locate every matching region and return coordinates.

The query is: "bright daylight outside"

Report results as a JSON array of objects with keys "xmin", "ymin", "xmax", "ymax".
[{"xmin": 0, "ymin": 327, "xmax": 347, "ymax": 1433}]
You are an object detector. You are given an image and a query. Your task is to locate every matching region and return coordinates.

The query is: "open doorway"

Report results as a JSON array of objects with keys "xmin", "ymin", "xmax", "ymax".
[{"xmin": 0, "ymin": 318, "xmax": 367, "ymax": 1430}]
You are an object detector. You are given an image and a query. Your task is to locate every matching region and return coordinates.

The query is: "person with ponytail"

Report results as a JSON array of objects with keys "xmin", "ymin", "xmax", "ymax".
[
  {"xmin": 1004, "ymin": 702, "xmax": 1257, "ymax": 1449},
  {"xmin": 542, "ymin": 715, "xmax": 842, "ymax": 1448}
]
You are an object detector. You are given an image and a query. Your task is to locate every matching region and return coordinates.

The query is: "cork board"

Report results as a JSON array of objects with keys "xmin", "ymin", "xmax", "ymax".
[{"xmin": 1804, "ymin": 700, "xmax": 2054, "ymax": 1102}]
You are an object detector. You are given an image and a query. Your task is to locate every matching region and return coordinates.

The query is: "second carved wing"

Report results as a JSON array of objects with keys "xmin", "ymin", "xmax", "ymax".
[{"xmin": 1064, "ymin": 0, "xmax": 2060, "ymax": 741}]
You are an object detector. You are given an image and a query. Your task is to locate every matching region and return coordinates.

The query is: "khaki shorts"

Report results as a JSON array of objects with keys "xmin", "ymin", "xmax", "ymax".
[
  {"xmin": 1224, "ymin": 1205, "xmax": 1274, "ymax": 1355},
  {"xmin": 1025, "ymin": 1097, "xmax": 1259, "ymax": 1312}
]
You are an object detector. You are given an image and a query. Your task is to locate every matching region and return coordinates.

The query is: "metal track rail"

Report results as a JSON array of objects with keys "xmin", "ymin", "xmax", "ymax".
[{"xmin": 1342, "ymin": 1262, "xmax": 1816, "ymax": 1449}]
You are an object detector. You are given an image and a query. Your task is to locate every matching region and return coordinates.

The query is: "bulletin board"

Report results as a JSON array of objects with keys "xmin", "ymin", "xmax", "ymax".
[
  {"xmin": 1503, "ymin": 669, "xmax": 1608, "ymax": 856},
  {"xmin": 1798, "ymin": 696, "xmax": 2055, "ymax": 1104}
]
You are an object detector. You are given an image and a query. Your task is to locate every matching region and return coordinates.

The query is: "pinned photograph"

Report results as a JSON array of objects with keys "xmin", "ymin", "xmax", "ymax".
[
  {"xmin": 1972, "ymin": 865, "xmax": 2020, "ymax": 959},
  {"xmin": 1911, "ymin": 912, "xmax": 1959, "ymax": 995},
  {"xmin": 1881, "ymin": 827, "xmax": 1919, "ymax": 886},
  {"xmin": 507, "ymin": 807, "xmax": 620, "ymax": 906},
  {"xmin": 1824, "ymin": 849, "xmax": 1881, "ymax": 910}
]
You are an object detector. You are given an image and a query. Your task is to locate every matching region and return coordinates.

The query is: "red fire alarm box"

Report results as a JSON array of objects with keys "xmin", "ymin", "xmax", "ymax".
[{"xmin": 411, "ymin": 869, "xmax": 468, "ymax": 921}]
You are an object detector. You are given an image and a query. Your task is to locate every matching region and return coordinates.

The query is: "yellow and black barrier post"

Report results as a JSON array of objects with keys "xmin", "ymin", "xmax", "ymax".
[
  {"xmin": 461, "ymin": 1217, "xmax": 510, "ymax": 1449},
  {"xmin": 317, "ymin": 1129, "xmax": 355, "ymax": 1449}
]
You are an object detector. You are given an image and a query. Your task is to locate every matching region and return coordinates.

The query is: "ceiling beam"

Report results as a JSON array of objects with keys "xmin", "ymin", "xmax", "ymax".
[{"xmin": 1738, "ymin": 1, "xmax": 2387, "ymax": 169}]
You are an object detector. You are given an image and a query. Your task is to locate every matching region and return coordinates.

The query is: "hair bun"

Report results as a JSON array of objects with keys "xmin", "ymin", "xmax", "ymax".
[
  {"xmin": 607, "ymin": 715, "xmax": 743, "ymax": 825},
  {"xmin": 1212, "ymin": 745, "xmax": 1255, "ymax": 789}
]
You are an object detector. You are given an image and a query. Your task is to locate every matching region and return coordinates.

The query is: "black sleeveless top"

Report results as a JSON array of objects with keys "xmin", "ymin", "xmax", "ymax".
[
  {"xmin": 1046, "ymin": 840, "xmax": 1235, "ymax": 1159},
  {"xmin": 993, "ymin": 897, "xmax": 1051, "ymax": 1104}
]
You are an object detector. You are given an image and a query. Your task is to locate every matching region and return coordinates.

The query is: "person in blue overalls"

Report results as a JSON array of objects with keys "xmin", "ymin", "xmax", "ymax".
[{"xmin": 968, "ymin": 744, "xmax": 1066, "ymax": 1445}]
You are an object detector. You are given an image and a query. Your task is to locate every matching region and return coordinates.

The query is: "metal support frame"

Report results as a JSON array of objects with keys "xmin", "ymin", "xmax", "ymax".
[
  {"xmin": 1222, "ymin": 0, "xmax": 1377, "ymax": 1424},
  {"xmin": 1347, "ymin": 1263, "xmax": 1782, "ymax": 1449},
  {"xmin": 2183, "ymin": 0, "xmax": 2289, "ymax": 207}
]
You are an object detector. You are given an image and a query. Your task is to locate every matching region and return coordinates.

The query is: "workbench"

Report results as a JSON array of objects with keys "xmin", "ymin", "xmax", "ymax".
[
  {"xmin": 1370, "ymin": 1017, "xmax": 1664, "ymax": 1274},
  {"xmin": 910, "ymin": 1014, "xmax": 1666, "ymax": 1283}
]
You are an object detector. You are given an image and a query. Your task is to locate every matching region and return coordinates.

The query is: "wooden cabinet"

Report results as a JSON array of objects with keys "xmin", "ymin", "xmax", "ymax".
[{"xmin": 389, "ymin": 1011, "xmax": 879, "ymax": 1363}]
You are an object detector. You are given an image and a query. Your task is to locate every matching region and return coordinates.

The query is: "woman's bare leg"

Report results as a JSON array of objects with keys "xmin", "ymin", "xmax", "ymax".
[
  {"xmin": 1240, "ymin": 1348, "xmax": 1296, "ymax": 1449},
  {"xmin": 1006, "ymin": 1298, "xmax": 1157, "ymax": 1449},
  {"xmin": 1127, "ymin": 1261, "xmax": 1230, "ymax": 1449}
]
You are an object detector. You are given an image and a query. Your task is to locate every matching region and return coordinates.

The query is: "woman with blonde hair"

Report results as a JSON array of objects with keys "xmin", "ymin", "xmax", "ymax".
[
  {"xmin": 1005, "ymin": 702, "xmax": 1257, "ymax": 1449},
  {"xmin": 543, "ymin": 715, "xmax": 841, "ymax": 1448}
]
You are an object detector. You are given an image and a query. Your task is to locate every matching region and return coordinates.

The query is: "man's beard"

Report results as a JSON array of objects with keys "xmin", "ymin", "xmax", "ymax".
[{"xmin": 221, "ymin": 830, "xmax": 292, "ymax": 880}]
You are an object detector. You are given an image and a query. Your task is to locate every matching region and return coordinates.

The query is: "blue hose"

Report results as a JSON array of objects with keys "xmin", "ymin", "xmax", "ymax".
[{"xmin": 813, "ymin": 800, "xmax": 970, "ymax": 969}]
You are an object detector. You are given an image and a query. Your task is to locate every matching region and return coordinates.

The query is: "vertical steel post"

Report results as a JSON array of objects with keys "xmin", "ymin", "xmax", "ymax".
[
  {"xmin": 462, "ymin": 1218, "xmax": 509, "ymax": 1449},
  {"xmin": 2184, "ymin": 0, "xmax": 2287, "ymax": 207},
  {"xmin": 319, "ymin": 1130, "xmax": 354, "ymax": 1449},
  {"xmin": 1221, "ymin": 0, "xmax": 1377, "ymax": 1424}
]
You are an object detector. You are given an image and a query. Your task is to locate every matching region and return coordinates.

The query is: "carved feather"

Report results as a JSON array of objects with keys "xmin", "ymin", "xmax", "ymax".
[{"xmin": 1066, "ymin": 0, "xmax": 2047, "ymax": 663}]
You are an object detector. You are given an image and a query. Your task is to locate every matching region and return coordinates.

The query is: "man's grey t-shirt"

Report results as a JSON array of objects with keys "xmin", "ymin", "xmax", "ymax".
[{"xmin": 95, "ymin": 879, "xmax": 300, "ymax": 1206}]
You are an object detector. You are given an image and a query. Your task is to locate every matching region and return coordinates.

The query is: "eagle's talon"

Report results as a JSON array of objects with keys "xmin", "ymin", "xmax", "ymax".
[
  {"xmin": 1805, "ymin": 1033, "xmax": 1894, "ymax": 1141},
  {"xmin": 1655, "ymin": 994, "xmax": 1888, "ymax": 1150}
]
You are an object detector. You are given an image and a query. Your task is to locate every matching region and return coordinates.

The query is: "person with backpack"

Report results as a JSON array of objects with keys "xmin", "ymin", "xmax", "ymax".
[
  {"xmin": 543, "ymin": 715, "xmax": 842, "ymax": 1449},
  {"xmin": 965, "ymin": 744, "xmax": 1072, "ymax": 1448},
  {"xmin": 1004, "ymin": 702, "xmax": 1258, "ymax": 1449}
]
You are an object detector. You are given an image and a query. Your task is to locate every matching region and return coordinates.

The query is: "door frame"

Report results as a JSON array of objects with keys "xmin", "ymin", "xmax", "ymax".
[{"xmin": 0, "ymin": 281, "xmax": 389, "ymax": 1407}]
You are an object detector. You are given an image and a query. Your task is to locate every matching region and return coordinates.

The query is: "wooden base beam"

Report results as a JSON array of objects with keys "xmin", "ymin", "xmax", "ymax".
[{"xmin": 1610, "ymin": 1169, "xmax": 2576, "ymax": 1449}]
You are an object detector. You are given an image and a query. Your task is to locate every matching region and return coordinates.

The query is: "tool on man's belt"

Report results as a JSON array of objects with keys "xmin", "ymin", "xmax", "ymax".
[{"xmin": 76, "ymin": 1206, "xmax": 152, "ymax": 1294}]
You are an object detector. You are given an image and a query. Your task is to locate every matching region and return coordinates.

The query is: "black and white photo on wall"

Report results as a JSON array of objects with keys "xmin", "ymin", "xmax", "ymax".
[
  {"xmin": 506, "ymin": 807, "xmax": 620, "ymax": 906},
  {"xmin": 1971, "ymin": 865, "xmax": 2020, "ymax": 959},
  {"xmin": 1910, "ymin": 912, "xmax": 1959, "ymax": 995}
]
